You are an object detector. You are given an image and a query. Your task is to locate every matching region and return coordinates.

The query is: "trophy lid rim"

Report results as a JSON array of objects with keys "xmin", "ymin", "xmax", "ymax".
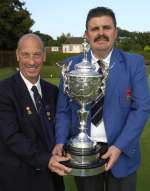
[{"xmin": 68, "ymin": 71, "xmax": 102, "ymax": 77}]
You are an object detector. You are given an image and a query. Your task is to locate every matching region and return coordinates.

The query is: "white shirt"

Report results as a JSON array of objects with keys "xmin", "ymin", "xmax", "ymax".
[
  {"xmin": 20, "ymin": 72, "xmax": 42, "ymax": 109},
  {"xmin": 90, "ymin": 50, "xmax": 112, "ymax": 143}
]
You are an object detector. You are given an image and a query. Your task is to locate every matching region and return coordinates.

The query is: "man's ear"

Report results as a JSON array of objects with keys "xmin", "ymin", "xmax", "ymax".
[
  {"xmin": 84, "ymin": 30, "xmax": 89, "ymax": 43},
  {"xmin": 16, "ymin": 49, "xmax": 19, "ymax": 62},
  {"xmin": 84, "ymin": 30, "xmax": 88, "ymax": 39},
  {"xmin": 115, "ymin": 27, "xmax": 118, "ymax": 40},
  {"xmin": 43, "ymin": 48, "xmax": 46, "ymax": 62}
]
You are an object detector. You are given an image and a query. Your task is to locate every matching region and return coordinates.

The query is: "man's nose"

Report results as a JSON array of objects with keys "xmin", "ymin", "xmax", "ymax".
[
  {"xmin": 98, "ymin": 27, "xmax": 104, "ymax": 35},
  {"xmin": 28, "ymin": 55, "xmax": 35, "ymax": 63}
]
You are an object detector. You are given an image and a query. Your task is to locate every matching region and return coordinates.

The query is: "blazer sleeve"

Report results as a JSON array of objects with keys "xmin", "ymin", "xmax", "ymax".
[{"xmin": 55, "ymin": 76, "xmax": 71, "ymax": 144}]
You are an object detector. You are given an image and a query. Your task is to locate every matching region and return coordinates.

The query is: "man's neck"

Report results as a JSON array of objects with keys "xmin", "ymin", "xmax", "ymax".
[{"xmin": 92, "ymin": 49, "xmax": 112, "ymax": 60}]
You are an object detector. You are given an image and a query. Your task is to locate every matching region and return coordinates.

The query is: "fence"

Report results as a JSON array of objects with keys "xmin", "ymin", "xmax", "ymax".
[{"xmin": 0, "ymin": 51, "xmax": 17, "ymax": 67}]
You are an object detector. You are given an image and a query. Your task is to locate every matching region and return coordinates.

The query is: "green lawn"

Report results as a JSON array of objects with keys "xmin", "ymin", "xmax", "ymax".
[
  {"xmin": 0, "ymin": 66, "xmax": 149, "ymax": 191},
  {"xmin": 137, "ymin": 119, "xmax": 150, "ymax": 191}
]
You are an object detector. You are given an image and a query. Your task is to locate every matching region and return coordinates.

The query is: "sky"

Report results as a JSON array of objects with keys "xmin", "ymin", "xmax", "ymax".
[{"xmin": 23, "ymin": 0, "xmax": 150, "ymax": 39}]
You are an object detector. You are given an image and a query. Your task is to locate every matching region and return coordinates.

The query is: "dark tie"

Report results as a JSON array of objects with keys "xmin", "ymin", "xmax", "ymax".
[
  {"xmin": 31, "ymin": 86, "xmax": 52, "ymax": 149},
  {"xmin": 31, "ymin": 86, "xmax": 42, "ymax": 112},
  {"xmin": 91, "ymin": 60, "xmax": 105, "ymax": 126}
]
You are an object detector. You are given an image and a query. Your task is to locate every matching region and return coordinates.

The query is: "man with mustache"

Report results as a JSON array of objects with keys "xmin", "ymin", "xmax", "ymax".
[
  {"xmin": 53, "ymin": 7, "xmax": 150, "ymax": 191},
  {"xmin": 0, "ymin": 33, "xmax": 71, "ymax": 191}
]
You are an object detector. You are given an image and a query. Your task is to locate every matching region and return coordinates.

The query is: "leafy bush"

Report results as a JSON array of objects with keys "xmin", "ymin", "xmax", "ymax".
[
  {"xmin": 144, "ymin": 45, "xmax": 150, "ymax": 52},
  {"xmin": 41, "ymin": 65, "xmax": 61, "ymax": 78},
  {"xmin": 45, "ymin": 52, "xmax": 78, "ymax": 66}
]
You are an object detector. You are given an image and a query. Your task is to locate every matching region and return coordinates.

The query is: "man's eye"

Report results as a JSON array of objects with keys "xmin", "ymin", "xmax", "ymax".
[
  {"xmin": 91, "ymin": 27, "xmax": 99, "ymax": 31},
  {"xmin": 21, "ymin": 53, "xmax": 30, "ymax": 58},
  {"xmin": 34, "ymin": 53, "xmax": 41, "ymax": 56},
  {"xmin": 103, "ymin": 26, "xmax": 111, "ymax": 30},
  {"xmin": 20, "ymin": 52, "xmax": 42, "ymax": 59},
  {"xmin": 33, "ymin": 53, "xmax": 42, "ymax": 58}
]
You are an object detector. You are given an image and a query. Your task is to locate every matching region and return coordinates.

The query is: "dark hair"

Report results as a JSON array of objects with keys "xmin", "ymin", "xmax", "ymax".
[{"xmin": 86, "ymin": 7, "xmax": 117, "ymax": 29}]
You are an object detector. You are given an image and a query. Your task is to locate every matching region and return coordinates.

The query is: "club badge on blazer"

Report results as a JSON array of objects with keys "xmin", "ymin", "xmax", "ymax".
[
  {"xmin": 45, "ymin": 105, "xmax": 51, "ymax": 120},
  {"xmin": 127, "ymin": 88, "xmax": 132, "ymax": 101},
  {"xmin": 26, "ymin": 106, "xmax": 32, "ymax": 115},
  {"xmin": 46, "ymin": 111, "xmax": 51, "ymax": 120}
]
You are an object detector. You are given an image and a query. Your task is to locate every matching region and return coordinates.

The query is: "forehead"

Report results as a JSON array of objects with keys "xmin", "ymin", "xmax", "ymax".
[
  {"xmin": 87, "ymin": 16, "xmax": 115, "ymax": 28},
  {"xmin": 18, "ymin": 37, "xmax": 43, "ymax": 52}
]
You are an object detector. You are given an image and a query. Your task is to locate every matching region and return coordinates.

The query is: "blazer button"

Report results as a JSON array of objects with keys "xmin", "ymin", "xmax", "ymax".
[
  {"xmin": 131, "ymin": 149, "xmax": 136, "ymax": 154},
  {"xmin": 35, "ymin": 168, "xmax": 41, "ymax": 173}
]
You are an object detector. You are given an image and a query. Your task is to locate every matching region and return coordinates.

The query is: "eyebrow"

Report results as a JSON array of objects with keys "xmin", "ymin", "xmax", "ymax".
[
  {"xmin": 20, "ymin": 50, "xmax": 43, "ymax": 53},
  {"xmin": 90, "ymin": 24, "xmax": 112, "ymax": 30}
]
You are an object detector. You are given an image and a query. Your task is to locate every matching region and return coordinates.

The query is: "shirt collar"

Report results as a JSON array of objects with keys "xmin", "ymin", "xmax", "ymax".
[
  {"xmin": 20, "ymin": 72, "xmax": 42, "ymax": 96},
  {"xmin": 91, "ymin": 49, "xmax": 113, "ymax": 65}
]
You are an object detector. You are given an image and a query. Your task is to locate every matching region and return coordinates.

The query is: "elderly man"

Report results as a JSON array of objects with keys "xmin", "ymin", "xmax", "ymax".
[{"xmin": 0, "ymin": 33, "xmax": 70, "ymax": 191}]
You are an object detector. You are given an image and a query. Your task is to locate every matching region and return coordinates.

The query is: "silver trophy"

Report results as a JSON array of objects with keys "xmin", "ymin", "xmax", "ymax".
[{"xmin": 60, "ymin": 39, "xmax": 109, "ymax": 176}]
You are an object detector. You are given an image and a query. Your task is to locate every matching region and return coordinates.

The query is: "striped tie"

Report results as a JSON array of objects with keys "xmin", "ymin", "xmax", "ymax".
[
  {"xmin": 91, "ymin": 60, "xmax": 105, "ymax": 126},
  {"xmin": 31, "ymin": 86, "xmax": 53, "ymax": 149},
  {"xmin": 31, "ymin": 86, "xmax": 42, "ymax": 112}
]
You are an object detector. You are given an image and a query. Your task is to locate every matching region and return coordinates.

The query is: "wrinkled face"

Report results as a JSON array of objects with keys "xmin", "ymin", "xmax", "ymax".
[
  {"xmin": 85, "ymin": 16, "xmax": 117, "ymax": 57},
  {"xmin": 16, "ymin": 37, "xmax": 45, "ymax": 83}
]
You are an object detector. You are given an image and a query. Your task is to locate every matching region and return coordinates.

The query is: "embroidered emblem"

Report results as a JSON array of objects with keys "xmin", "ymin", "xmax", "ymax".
[
  {"xmin": 26, "ymin": 106, "xmax": 32, "ymax": 115},
  {"xmin": 45, "ymin": 105, "xmax": 51, "ymax": 120},
  {"xmin": 127, "ymin": 88, "xmax": 132, "ymax": 101},
  {"xmin": 46, "ymin": 111, "xmax": 51, "ymax": 120}
]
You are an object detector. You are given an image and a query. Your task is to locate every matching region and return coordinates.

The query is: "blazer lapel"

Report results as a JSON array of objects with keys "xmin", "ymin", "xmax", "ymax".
[
  {"xmin": 104, "ymin": 49, "xmax": 124, "ymax": 102},
  {"xmin": 40, "ymin": 81, "xmax": 55, "ymax": 149},
  {"xmin": 86, "ymin": 49, "xmax": 123, "ymax": 106},
  {"xmin": 13, "ymin": 73, "xmax": 48, "ymax": 147},
  {"xmin": 13, "ymin": 73, "xmax": 36, "ymax": 113},
  {"xmin": 40, "ymin": 80, "xmax": 53, "ymax": 120}
]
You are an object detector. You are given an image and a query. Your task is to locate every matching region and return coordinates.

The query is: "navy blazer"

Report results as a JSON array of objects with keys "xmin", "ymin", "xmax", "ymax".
[
  {"xmin": 55, "ymin": 48, "xmax": 150, "ymax": 177},
  {"xmin": 0, "ymin": 73, "xmax": 64, "ymax": 191}
]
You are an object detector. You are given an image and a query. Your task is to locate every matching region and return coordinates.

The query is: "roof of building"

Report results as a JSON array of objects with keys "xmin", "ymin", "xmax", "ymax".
[{"xmin": 63, "ymin": 37, "xmax": 83, "ymax": 44}]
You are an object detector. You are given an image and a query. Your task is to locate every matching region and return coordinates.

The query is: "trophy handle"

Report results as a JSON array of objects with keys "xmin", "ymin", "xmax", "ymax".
[{"xmin": 61, "ymin": 61, "xmax": 72, "ymax": 94}]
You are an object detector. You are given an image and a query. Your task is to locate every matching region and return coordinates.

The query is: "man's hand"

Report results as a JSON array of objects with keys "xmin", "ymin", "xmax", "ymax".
[
  {"xmin": 52, "ymin": 144, "xmax": 64, "ymax": 156},
  {"xmin": 101, "ymin": 145, "xmax": 122, "ymax": 171},
  {"xmin": 48, "ymin": 155, "xmax": 71, "ymax": 176}
]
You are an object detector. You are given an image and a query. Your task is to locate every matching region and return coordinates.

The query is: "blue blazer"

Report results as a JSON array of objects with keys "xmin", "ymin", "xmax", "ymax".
[{"xmin": 55, "ymin": 48, "xmax": 150, "ymax": 177}]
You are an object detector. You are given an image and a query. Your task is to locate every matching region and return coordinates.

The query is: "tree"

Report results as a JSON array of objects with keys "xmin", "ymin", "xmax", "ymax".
[
  {"xmin": 34, "ymin": 31, "xmax": 54, "ymax": 47},
  {"xmin": 116, "ymin": 28, "xmax": 150, "ymax": 51},
  {"xmin": 0, "ymin": 0, "xmax": 34, "ymax": 50},
  {"xmin": 56, "ymin": 33, "xmax": 72, "ymax": 46},
  {"xmin": 118, "ymin": 27, "xmax": 131, "ymax": 37}
]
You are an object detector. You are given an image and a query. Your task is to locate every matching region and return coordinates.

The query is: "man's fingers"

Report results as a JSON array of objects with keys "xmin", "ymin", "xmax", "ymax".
[
  {"xmin": 51, "ymin": 167, "xmax": 70, "ymax": 176},
  {"xmin": 48, "ymin": 155, "xmax": 72, "ymax": 175},
  {"xmin": 52, "ymin": 144, "xmax": 64, "ymax": 156},
  {"xmin": 105, "ymin": 157, "xmax": 113, "ymax": 171},
  {"xmin": 101, "ymin": 151, "xmax": 110, "ymax": 159},
  {"xmin": 102, "ymin": 145, "xmax": 122, "ymax": 171},
  {"xmin": 50, "ymin": 160, "xmax": 71, "ymax": 173}
]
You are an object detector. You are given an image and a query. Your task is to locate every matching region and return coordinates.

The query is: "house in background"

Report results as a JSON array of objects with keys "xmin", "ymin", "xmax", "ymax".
[
  {"xmin": 45, "ymin": 46, "xmax": 60, "ymax": 53},
  {"xmin": 51, "ymin": 46, "xmax": 60, "ymax": 52},
  {"xmin": 62, "ymin": 37, "xmax": 84, "ymax": 53}
]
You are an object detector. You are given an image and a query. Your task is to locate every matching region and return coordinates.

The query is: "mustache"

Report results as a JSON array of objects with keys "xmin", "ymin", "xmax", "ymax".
[{"xmin": 94, "ymin": 35, "xmax": 109, "ymax": 42}]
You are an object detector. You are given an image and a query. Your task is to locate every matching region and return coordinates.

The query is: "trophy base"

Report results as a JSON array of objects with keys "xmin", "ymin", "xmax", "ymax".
[
  {"xmin": 61, "ymin": 158, "xmax": 105, "ymax": 176},
  {"xmin": 61, "ymin": 142, "xmax": 107, "ymax": 176}
]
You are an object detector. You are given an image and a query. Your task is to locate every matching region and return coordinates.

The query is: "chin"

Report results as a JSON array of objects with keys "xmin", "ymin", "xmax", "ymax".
[
  {"xmin": 27, "ymin": 70, "xmax": 39, "ymax": 77},
  {"xmin": 27, "ymin": 73, "xmax": 39, "ymax": 81}
]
